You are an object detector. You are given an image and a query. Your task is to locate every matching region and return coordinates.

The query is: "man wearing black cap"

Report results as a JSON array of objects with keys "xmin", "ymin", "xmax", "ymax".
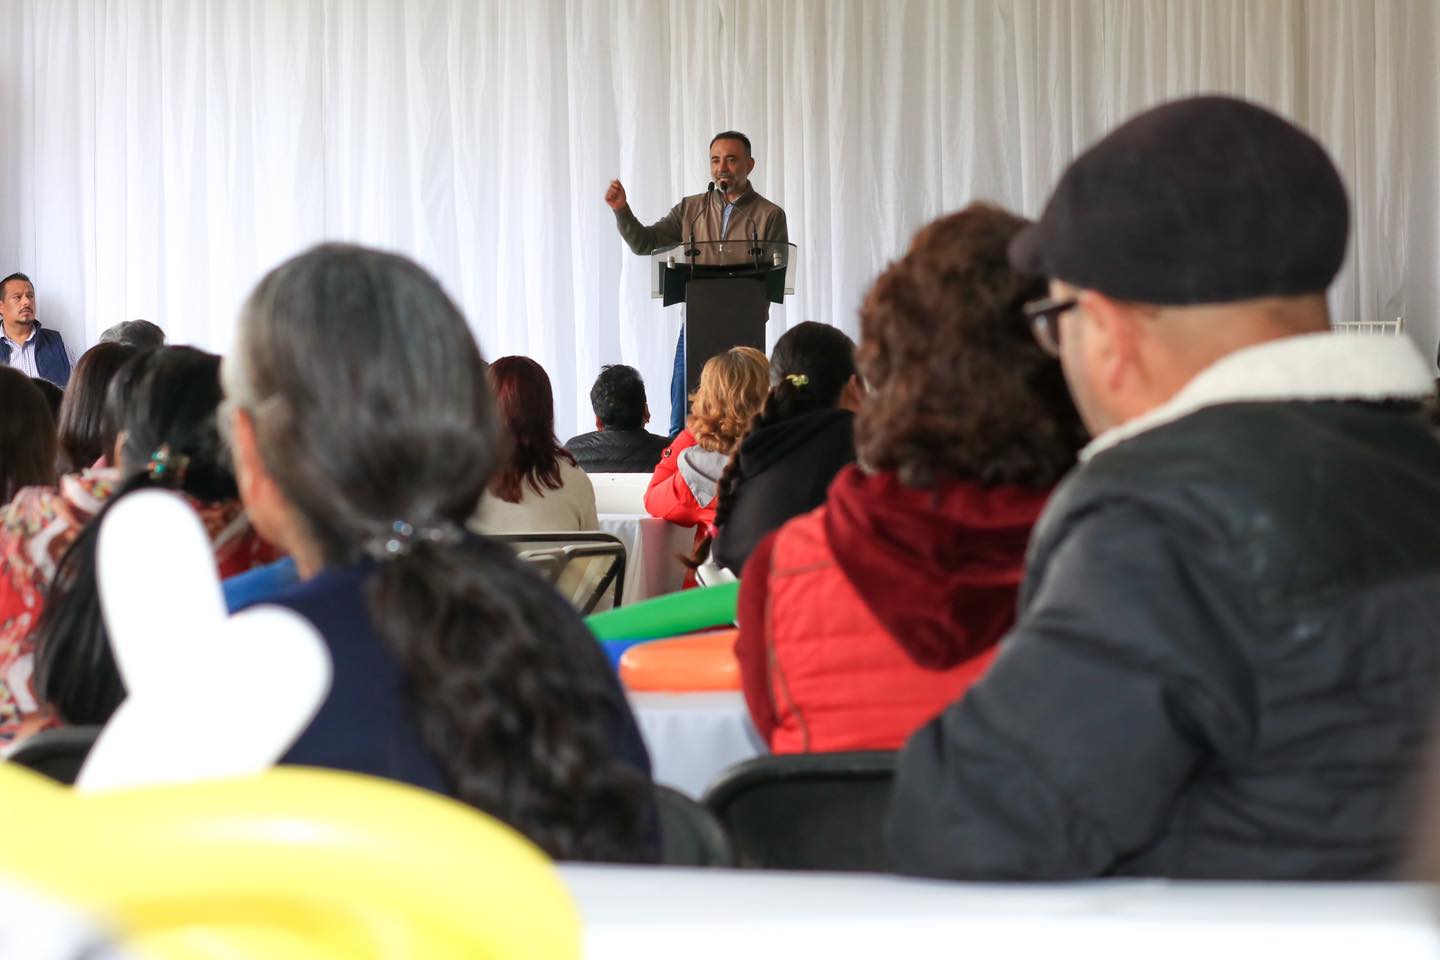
[{"xmin": 887, "ymin": 96, "xmax": 1440, "ymax": 881}]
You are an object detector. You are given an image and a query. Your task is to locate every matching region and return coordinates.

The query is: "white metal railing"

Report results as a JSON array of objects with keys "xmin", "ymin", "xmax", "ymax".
[{"xmin": 1332, "ymin": 318, "xmax": 1405, "ymax": 336}]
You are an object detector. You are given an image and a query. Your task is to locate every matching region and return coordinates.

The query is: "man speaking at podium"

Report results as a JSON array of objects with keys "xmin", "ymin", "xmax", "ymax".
[{"xmin": 606, "ymin": 131, "xmax": 788, "ymax": 436}]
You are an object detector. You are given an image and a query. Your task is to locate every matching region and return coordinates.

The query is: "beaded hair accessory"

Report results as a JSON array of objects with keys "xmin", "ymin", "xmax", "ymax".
[
  {"xmin": 146, "ymin": 445, "xmax": 190, "ymax": 486},
  {"xmin": 785, "ymin": 373, "xmax": 809, "ymax": 387},
  {"xmin": 362, "ymin": 519, "xmax": 465, "ymax": 561}
]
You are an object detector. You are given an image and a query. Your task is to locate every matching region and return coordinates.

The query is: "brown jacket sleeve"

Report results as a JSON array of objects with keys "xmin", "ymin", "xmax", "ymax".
[
  {"xmin": 762, "ymin": 205, "xmax": 788, "ymax": 244},
  {"xmin": 614, "ymin": 200, "xmax": 685, "ymax": 255}
]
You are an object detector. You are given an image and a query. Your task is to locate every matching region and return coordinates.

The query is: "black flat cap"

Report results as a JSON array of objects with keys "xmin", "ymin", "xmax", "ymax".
[{"xmin": 1010, "ymin": 95, "xmax": 1349, "ymax": 305}]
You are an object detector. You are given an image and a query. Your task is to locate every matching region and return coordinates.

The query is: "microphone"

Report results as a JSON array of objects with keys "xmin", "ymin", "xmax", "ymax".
[
  {"xmin": 685, "ymin": 182, "xmax": 714, "ymax": 259},
  {"xmin": 717, "ymin": 178, "xmax": 733, "ymax": 233}
]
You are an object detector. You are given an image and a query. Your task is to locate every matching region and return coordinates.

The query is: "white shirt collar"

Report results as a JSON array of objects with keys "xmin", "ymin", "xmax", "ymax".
[
  {"xmin": 1, "ymin": 322, "xmax": 39, "ymax": 347},
  {"xmin": 1082, "ymin": 332, "xmax": 1437, "ymax": 461}
]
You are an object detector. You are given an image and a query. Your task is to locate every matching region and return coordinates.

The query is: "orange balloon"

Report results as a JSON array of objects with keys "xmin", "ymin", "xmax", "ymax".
[{"xmin": 619, "ymin": 629, "xmax": 741, "ymax": 692}]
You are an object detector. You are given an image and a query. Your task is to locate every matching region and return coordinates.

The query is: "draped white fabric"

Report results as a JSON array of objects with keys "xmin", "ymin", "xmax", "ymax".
[{"xmin": 1, "ymin": 0, "xmax": 1435, "ymax": 438}]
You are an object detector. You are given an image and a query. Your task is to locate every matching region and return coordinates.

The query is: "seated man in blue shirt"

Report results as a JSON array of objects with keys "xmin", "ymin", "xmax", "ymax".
[{"xmin": 0, "ymin": 273, "xmax": 73, "ymax": 387}]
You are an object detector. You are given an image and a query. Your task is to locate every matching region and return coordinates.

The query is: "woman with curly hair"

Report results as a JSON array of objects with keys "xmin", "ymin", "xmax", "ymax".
[
  {"xmin": 223, "ymin": 244, "xmax": 655, "ymax": 863},
  {"xmin": 471, "ymin": 355, "xmax": 598, "ymax": 534},
  {"xmin": 643, "ymin": 345, "xmax": 768, "ymax": 533},
  {"xmin": 735, "ymin": 203, "xmax": 1088, "ymax": 753}
]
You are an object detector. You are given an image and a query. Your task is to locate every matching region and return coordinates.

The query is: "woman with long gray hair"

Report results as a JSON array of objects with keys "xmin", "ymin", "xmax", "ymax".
[{"xmin": 222, "ymin": 243, "xmax": 655, "ymax": 863}]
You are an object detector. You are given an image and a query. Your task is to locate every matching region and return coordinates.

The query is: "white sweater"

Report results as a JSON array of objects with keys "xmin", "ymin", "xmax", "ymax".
[{"xmin": 470, "ymin": 459, "xmax": 599, "ymax": 534}]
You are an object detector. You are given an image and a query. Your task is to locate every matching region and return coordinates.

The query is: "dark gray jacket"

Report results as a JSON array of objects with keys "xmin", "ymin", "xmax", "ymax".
[
  {"xmin": 887, "ymin": 337, "xmax": 1440, "ymax": 881},
  {"xmin": 564, "ymin": 428, "xmax": 670, "ymax": 475}
]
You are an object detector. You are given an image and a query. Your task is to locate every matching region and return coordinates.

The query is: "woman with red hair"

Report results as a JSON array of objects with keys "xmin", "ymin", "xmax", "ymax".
[{"xmin": 472, "ymin": 355, "xmax": 598, "ymax": 533}]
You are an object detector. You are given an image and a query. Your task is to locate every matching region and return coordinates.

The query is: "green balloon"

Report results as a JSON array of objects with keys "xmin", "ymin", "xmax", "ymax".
[{"xmin": 585, "ymin": 582, "xmax": 739, "ymax": 641}]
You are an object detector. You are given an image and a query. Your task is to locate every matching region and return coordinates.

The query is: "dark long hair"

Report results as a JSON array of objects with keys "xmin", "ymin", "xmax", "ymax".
[
  {"xmin": 0, "ymin": 366, "xmax": 58, "ymax": 503},
  {"xmin": 56, "ymin": 342, "xmax": 138, "ymax": 473},
  {"xmin": 226, "ymin": 244, "xmax": 652, "ymax": 862},
  {"xmin": 688, "ymin": 322, "xmax": 857, "ymax": 567},
  {"xmin": 29, "ymin": 377, "xmax": 63, "ymax": 423},
  {"xmin": 487, "ymin": 355, "xmax": 576, "ymax": 503},
  {"xmin": 33, "ymin": 347, "xmax": 237, "ymax": 725}
]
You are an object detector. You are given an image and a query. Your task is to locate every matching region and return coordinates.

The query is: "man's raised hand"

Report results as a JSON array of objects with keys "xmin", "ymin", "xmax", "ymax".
[{"xmin": 605, "ymin": 179, "xmax": 628, "ymax": 211}]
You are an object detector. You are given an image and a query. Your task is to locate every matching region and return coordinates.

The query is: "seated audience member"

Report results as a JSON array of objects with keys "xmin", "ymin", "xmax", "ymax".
[
  {"xmin": 735, "ymin": 206, "xmax": 1084, "ymax": 754},
  {"xmin": 705, "ymin": 322, "xmax": 862, "ymax": 575},
  {"xmin": 471, "ymin": 355, "xmax": 599, "ymax": 534},
  {"xmin": 54, "ymin": 342, "xmax": 137, "ymax": 473},
  {"xmin": 644, "ymin": 346, "xmax": 768, "ymax": 532},
  {"xmin": 29, "ymin": 347, "xmax": 280, "ymax": 733},
  {"xmin": 887, "ymin": 96, "xmax": 1440, "ymax": 881},
  {"xmin": 28, "ymin": 376, "xmax": 63, "ymax": 425},
  {"xmin": 223, "ymin": 244, "xmax": 655, "ymax": 863},
  {"xmin": 565, "ymin": 364, "xmax": 671, "ymax": 473},
  {"xmin": 98, "ymin": 319, "xmax": 166, "ymax": 350},
  {"xmin": 0, "ymin": 273, "xmax": 73, "ymax": 387},
  {"xmin": 0, "ymin": 351, "xmax": 153, "ymax": 741},
  {"xmin": 0, "ymin": 368, "xmax": 59, "ymax": 505}
]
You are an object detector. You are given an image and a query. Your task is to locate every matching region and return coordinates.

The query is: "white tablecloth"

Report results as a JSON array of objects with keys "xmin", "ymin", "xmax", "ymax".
[
  {"xmin": 599, "ymin": 513, "xmax": 695, "ymax": 605},
  {"xmin": 560, "ymin": 865, "xmax": 1440, "ymax": 959},
  {"xmin": 589, "ymin": 473, "xmax": 651, "ymax": 514},
  {"xmin": 628, "ymin": 691, "xmax": 766, "ymax": 798}
]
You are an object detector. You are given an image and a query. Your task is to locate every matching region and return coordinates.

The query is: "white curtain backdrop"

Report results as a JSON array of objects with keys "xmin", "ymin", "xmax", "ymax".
[{"xmin": 0, "ymin": 0, "xmax": 1436, "ymax": 439}]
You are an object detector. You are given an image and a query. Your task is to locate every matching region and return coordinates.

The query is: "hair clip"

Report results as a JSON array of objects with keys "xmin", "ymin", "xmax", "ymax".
[
  {"xmin": 364, "ymin": 518, "xmax": 465, "ymax": 561},
  {"xmin": 146, "ymin": 444, "xmax": 190, "ymax": 486},
  {"xmin": 785, "ymin": 373, "xmax": 809, "ymax": 387}
]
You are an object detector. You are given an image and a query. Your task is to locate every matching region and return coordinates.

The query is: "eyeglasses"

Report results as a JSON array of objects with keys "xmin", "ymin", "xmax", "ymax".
[{"xmin": 1022, "ymin": 297, "xmax": 1077, "ymax": 357}]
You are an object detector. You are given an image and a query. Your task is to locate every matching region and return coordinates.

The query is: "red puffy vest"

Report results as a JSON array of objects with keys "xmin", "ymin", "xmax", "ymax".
[{"xmin": 762, "ymin": 508, "xmax": 997, "ymax": 753}]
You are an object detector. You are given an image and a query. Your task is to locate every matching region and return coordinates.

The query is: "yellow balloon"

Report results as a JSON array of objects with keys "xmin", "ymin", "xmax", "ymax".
[{"xmin": 0, "ymin": 763, "xmax": 580, "ymax": 959}]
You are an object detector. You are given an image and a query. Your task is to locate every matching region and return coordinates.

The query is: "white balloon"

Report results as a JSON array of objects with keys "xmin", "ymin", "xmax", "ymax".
[{"xmin": 78, "ymin": 490, "xmax": 332, "ymax": 792}]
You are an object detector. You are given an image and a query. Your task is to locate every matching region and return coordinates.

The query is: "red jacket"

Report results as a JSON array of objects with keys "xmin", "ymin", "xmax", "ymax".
[
  {"xmin": 644, "ymin": 430, "xmax": 718, "ymax": 528},
  {"xmin": 736, "ymin": 467, "xmax": 1052, "ymax": 753}
]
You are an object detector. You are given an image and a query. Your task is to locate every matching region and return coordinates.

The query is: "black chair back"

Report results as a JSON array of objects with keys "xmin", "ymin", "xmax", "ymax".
[
  {"xmin": 702, "ymin": 751, "xmax": 897, "ymax": 871},
  {"xmin": 654, "ymin": 783, "xmax": 735, "ymax": 866},
  {"xmin": 7, "ymin": 725, "xmax": 102, "ymax": 785}
]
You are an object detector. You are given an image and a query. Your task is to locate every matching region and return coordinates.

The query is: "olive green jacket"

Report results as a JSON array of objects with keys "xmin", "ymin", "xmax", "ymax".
[{"xmin": 614, "ymin": 186, "xmax": 788, "ymax": 256}]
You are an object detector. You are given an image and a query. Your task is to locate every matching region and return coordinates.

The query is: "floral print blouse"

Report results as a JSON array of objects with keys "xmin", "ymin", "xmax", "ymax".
[{"xmin": 0, "ymin": 471, "xmax": 281, "ymax": 743}]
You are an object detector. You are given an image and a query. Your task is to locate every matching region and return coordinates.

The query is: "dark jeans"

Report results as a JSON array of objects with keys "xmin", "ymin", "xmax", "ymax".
[{"xmin": 669, "ymin": 323, "xmax": 686, "ymax": 437}]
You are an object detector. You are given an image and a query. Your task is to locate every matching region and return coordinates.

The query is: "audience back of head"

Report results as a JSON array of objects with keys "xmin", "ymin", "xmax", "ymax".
[
  {"xmin": 56, "ymin": 343, "xmax": 139, "ymax": 474},
  {"xmin": 98, "ymin": 319, "xmax": 166, "ymax": 351},
  {"xmin": 858, "ymin": 204, "xmax": 1085, "ymax": 490},
  {"xmin": 688, "ymin": 345, "xmax": 769, "ymax": 453},
  {"xmin": 0, "ymin": 367, "xmax": 58, "ymax": 503},
  {"xmin": 764, "ymin": 322, "xmax": 857, "ymax": 414},
  {"xmin": 487, "ymin": 355, "xmax": 576, "ymax": 503},
  {"xmin": 591, "ymin": 364, "xmax": 648, "ymax": 430},
  {"xmin": 28, "ymin": 377, "xmax": 63, "ymax": 425}
]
